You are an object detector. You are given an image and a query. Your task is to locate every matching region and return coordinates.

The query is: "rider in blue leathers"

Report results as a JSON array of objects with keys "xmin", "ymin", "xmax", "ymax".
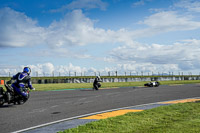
[{"xmin": 9, "ymin": 67, "xmax": 35, "ymax": 102}]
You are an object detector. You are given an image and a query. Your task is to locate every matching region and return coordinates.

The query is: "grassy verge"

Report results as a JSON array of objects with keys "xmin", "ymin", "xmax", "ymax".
[
  {"xmin": 32, "ymin": 80, "xmax": 200, "ymax": 91},
  {"xmin": 159, "ymin": 80, "xmax": 200, "ymax": 85},
  {"xmin": 0, "ymin": 80, "xmax": 200, "ymax": 91},
  {"xmin": 59, "ymin": 101, "xmax": 200, "ymax": 133},
  {"xmin": 32, "ymin": 81, "xmax": 148, "ymax": 91}
]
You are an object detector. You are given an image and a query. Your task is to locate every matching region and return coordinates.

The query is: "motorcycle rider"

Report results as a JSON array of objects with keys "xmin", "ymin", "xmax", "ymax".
[
  {"xmin": 93, "ymin": 76, "xmax": 102, "ymax": 90},
  {"xmin": 7, "ymin": 67, "xmax": 35, "ymax": 103}
]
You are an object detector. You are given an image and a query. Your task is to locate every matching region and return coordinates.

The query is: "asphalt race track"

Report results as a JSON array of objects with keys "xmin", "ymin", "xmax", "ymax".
[{"xmin": 1, "ymin": 84, "xmax": 200, "ymax": 133}]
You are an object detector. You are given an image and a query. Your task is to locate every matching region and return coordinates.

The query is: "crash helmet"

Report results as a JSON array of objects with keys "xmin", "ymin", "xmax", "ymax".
[
  {"xmin": 23, "ymin": 67, "xmax": 31, "ymax": 75},
  {"xmin": 97, "ymin": 76, "xmax": 100, "ymax": 79}
]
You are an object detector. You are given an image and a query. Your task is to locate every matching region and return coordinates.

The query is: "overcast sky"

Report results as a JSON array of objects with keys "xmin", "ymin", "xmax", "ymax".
[{"xmin": 0, "ymin": 0, "xmax": 200, "ymax": 76}]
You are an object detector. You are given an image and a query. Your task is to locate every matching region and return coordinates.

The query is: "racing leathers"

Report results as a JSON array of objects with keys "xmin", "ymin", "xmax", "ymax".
[
  {"xmin": 11, "ymin": 72, "xmax": 34, "ymax": 100},
  {"xmin": 93, "ymin": 76, "xmax": 102, "ymax": 90}
]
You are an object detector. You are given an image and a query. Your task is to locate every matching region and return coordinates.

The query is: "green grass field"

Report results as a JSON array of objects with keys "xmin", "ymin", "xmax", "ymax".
[
  {"xmin": 59, "ymin": 101, "xmax": 200, "ymax": 133},
  {"xmin": 0, "ymin": 80, "xmax": 200, "ymax": 91}
]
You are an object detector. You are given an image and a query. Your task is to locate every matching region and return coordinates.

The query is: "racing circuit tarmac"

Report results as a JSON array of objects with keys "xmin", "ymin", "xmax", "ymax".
[{"xmin": 1, "ymin": 84, "xmax": 200, "ymax": 133}]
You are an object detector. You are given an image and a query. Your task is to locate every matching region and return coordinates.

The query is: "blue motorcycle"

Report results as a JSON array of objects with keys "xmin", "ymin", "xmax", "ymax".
[{"xmin": 0, "ymin": 81, "xmax": 30, "ymax": 106}]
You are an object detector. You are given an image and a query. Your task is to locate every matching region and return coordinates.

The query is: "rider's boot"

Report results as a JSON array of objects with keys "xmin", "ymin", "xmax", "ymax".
[
  {"xmin": 6, "ymin": 92, "xmax": 11, "ymax": 104},
  {"xmin": 0, "ymin": 87, "xmax": 3, "ymax": 94},
  {"xmin": 95, "ymin": 85, "xmax": 98, "ymax": 90},
  {"xmin": 20, "ymin": 95, "xmax": 28, "ymax": 104},
  {"xmin": 23, "ymin": 96, "xmax": 28, "ymax": 102}
]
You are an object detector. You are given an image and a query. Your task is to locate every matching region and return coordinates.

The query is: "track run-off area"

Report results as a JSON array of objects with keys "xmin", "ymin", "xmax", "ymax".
[{"xmin": 1, "ymin": 84, "xmax": 200, "ymax": 133}]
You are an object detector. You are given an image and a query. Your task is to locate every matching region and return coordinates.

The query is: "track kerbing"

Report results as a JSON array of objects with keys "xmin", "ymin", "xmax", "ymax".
[{"xmin": 19, "ymin": 97, "xmax": 200, "ymax": 133}]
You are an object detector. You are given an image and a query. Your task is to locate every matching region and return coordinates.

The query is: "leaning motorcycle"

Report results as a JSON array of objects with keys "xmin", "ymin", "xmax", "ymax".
[
  {"xmin": 93, "ymin": 82, "xmax": 101, "ymax": 90},
  {"xmin": 144, "ymin": 81, "xmax": 160, "ymax": 87},
  {"xmin": 0, "ymin": 81, "xmax": 29, "ymax": 106}
]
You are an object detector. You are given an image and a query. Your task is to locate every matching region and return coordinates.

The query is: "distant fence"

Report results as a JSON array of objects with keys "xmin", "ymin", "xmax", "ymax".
[{"xmin": 0, "ymin": 71, "xmax": 199, "ymax": 77}]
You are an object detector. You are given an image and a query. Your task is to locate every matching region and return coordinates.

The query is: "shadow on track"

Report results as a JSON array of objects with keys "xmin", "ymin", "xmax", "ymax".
[
  {"xmin": 0, "ymin": 104, "xmax": 15, "ymax": 108},
  {"xmin": 80, "ymin": 89, "xmax": 94, "ymax": 91}
]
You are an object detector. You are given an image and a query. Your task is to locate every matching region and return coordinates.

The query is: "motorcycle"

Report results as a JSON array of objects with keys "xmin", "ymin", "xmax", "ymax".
[
  {"xmin": 93, "ymin": 82, "xmax": 101, "ymax": 90},
  {"xmin": 0, "ymin": 81, "xmax": 30, "ymax": 106},
  {"xmin": 144, "ymin": 81, "xmax": 160, "ymax": 87}
]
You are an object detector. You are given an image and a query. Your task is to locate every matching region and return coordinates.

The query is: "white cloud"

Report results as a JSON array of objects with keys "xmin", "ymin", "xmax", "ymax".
[
  {"xmin": 0, "ymin": 7, "xmax": 45, "ymax": 47},
  {"xmin": 1, "ymin": 8, "xmax": 200, "ymax": 49},
  {"xmin": 0, "ymin": 63, "xmax": 102, "ymax": 77},
  {"xmin": 50, "ymin": 48, "xmax": 92, "ymax": 59},
  {"xmin": 24, "ymin": 63, "xmax": 55, "ymax": 76},
  {"xmin": 132, "ymin": 0, "xmax": 152, "ymax": 7},
  {"xmin": 0, "ymin": 63, "xmax": 85, "ymax": 76},
  {"xmin": 117, "ymin": 63, "xmax": 179, "ymax": 74},
  {"xmin": 0, "ymin": 8, "xmax": 112, "ymax": 48},
  {"xmin": 139, "ymin": 11, "xmax": 200, "ymax": 32},
  {"xmin": 1, "ymin": 6, "xmax": 200, "ymax": 75},
  {"xmin": 107, "ymin": 39, "xmax": 200, "ymax": 72},
  {"xmin": 174, "ymin": 0, "xmax": 200, "ymax": 12},
  {"xmin": 43, "ymin": 10, "xmax": 138, "ymax": 47},
  {"xmin": 50, "ymin": 0, "xmax": 108, "ymax": 12},
  {"xmin": 44, "ymin": 10, "xmax": 200, "ymax": 47},
  {"xmin": 0, "ymin": 65, "xmax": 21, "ymax": 76},
  {"xmin": 132, "ymin": 0, "xmax": 145, "ymax": 6},
  {"xmin": 46, "ymin": 9, "xmax": 111, "ymax": 47}
]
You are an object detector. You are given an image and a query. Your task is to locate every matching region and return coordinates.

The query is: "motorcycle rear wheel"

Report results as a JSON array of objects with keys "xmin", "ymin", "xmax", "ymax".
[
  {"xmin": 0, "ymin": 95, "xmax": 5, "ymax": 106},
  {"xmin": 0, "ymin": 87, "xmax": 5, "ymax": 106}
]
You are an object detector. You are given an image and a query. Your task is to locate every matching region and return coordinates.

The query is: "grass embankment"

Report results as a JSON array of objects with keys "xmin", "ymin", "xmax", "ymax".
[
  {"xmin": 27, "ymin": 80, "xmax": 200, "ymax": 91},
  {"xmin": 0, "ymin": 80, "xmax": 200, "ymax": 91},
  {"xmin": 59, "ymin": 101, "xmax": 200, "ymax": 133}
]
